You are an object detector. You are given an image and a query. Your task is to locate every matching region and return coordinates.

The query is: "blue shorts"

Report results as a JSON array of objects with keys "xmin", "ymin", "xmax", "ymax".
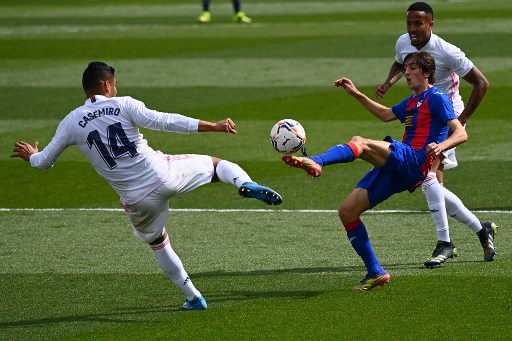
[{"xmin": 356, "ymin": 137, "xmax": 427, "ymax": 208}]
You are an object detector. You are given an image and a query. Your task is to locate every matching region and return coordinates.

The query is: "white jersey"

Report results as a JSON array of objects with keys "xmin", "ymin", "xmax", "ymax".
[
  {"xmin": 30, "ymin": 95, "xmax": 199, "ymax": 205},
  {"xmin": 395, "ymin": 32, "xmax": 473, "ymax": 114}
]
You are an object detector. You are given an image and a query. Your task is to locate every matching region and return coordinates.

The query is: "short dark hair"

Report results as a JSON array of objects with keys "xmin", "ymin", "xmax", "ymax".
[
  {"xmin": 407, "ymin": 2, "xmax": 434, "ymax": 20},
  {"xmin": 82, "ymin": 61, "xmax": 115, "ymax": 92},
  {"xmin": 404, "ymin": 51, "xmax": 436, "ymax": 84}
]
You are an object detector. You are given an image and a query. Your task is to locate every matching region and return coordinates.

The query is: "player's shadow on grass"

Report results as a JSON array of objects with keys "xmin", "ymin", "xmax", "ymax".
[
  {"xmin": 192, "ymin": 266, "xmax": 361, "ymax": 278},
  {"xmin": 190, "ymin": 263, "xmax": 425, "ymax": 279},
  {"xmin": 202, "ymin": 289, "xmax": 325, "ymax": 306},
  {"xmin": 1, "ymin": 261, "xmax": 483, "ymax": 329},
  {"xmin": 0, "ymin": 288, "xmax": 325, "ymax": 329},
  {"xmin": 0, "ymin": 306, "xmax": 169, "ymax": 329}
]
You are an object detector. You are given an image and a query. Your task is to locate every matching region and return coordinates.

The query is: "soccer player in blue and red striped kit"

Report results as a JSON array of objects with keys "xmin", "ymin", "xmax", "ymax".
[
  {"xmin": 282, "ymin": 52, "xmax": 468, "ymax": 291},
  {"xmin": 376, "ymin": 2, "xmax": 495, "ymax": 267}
]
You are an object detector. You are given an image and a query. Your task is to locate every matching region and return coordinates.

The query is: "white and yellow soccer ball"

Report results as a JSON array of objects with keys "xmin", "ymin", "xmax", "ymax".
[{"xmin": 270, "ymin": 119, "xmax": 306, "ymax": 155}]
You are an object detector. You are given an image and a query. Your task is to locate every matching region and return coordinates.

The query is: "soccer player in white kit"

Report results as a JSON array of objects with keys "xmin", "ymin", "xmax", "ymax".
[
  {"xmin": 11, "ymin": 61, "xmax": 282, "ymax": 310},
  {"xmin": 375, "ymin": 2, "xmax": 496, "ymax": 267}
]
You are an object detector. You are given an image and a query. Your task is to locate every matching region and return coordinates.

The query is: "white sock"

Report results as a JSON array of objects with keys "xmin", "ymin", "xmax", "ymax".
[
  {"xmin": 150, "ymin": 234, "xmax": 201, "ymax": 300},
  {"xmin": 422, "ymin": 172, "xmax": 450, "ymax": 242},
  {"xmin": 216, "ymin": 160, "xmax": 252, "ymax": 188},
  {"xmin": 442, "ymin": 186, "xmax": 482, "ymax": 233}
]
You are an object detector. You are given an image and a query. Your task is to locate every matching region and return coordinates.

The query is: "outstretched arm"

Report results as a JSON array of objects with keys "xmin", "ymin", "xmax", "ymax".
[
  {"xmin": 375, "ymin": 61, "xmax": 404, "ymax": 99},
  {"xmin": 458, "ymin": 66, "xmax": 489, "ymax": 125},
  {"xmin": 198, "ymin": 118, "xmax": 237, "ymax": 134},
  {"xmin": 335, "ymin": 77, "xmax": 397, "ymax": 122}
]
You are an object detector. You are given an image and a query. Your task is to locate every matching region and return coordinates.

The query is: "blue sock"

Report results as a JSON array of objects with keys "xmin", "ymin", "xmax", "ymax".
[
  {"xmin": 346, "ymin": 222, "xmax": 384, "ymax": 276},
  {"xmin": 310, "ymin": 144, "xmax": 357, "ymax": 166}
]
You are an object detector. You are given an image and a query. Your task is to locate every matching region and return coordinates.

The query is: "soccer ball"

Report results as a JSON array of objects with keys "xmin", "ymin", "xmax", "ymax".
[{"xmin": 270, "ymin": 119, "xmax": 306, "ymax": 155}]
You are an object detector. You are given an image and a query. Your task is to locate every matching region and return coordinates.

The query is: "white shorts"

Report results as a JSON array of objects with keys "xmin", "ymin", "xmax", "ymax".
[
  {"xmin": 442, "ymin": 147, "xmax": 458, "ymax": 170},
  {"xmin": 441, "ymin": 111, "xmax": 464, "ymax": 170},
  {"xmin": 123, "ymin": 154, "xmax": 214, "ymax": 243}
]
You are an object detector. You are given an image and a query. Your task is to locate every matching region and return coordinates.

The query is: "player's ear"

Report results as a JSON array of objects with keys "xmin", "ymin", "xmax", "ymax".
[
  {"xmin": 425, "ymin": 71, "xmax": 432, "ymax": 83},
  {"xmin": 103, "ymin": 79, "xmax": 113, "ymax": 97},
  {"xmin": 99, "ymin": 80, "xmax": 108, "ymax": 92}
]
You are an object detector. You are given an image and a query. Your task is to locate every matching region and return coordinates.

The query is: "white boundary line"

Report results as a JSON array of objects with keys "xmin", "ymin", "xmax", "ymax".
[{"xmin": 0, "ymin": 208, "xmax": 511, "ymax": 214}]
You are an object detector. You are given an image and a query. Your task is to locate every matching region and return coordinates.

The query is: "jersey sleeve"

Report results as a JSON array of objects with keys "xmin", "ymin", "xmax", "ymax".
[
  {"xmin": 441, "ymin": 43, "xmax": 474, "ymax": 78},
  {"xmin": 29, "ymin": 115, "xmax": 74, "ymax": 170},
  {"xmin": 391, "ymin": 97, "xmax": 408, "ymax": 123},
  {"xmin": 394, "ymin": 34, "xmax": 408, "ymax": 64},
  {"xmin": 122, "ymin": 97, "xmax": 199, "ymax": 133}
]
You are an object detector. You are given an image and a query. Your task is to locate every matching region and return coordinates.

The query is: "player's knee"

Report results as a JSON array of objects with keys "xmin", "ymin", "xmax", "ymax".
[
  {"xmin": 349, "ymin": 135, "xmax": 363, "ymax": 143},
  {"xmin": 211, "ymin": 157, "xmax": 222, "ymax": 182},
  {"xmin": 338, "ymin": 205, "xmax": 355, "ymax": 225},
  {"xmin": 348, "ymin": 135, "xmax": 367, "ymax": 150},
  {"xmin": 149, "ymin": 231, "xmax": 167, "ymax": 245},
  {"xmin": 211, "ymin": 156, "xmax": 221, "ymax": 167}
]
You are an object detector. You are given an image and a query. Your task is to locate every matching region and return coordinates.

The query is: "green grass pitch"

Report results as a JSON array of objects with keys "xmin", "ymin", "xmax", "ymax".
[{"xmin": 1, "ymin": 0, "xmax": 511, "ymax": 339}]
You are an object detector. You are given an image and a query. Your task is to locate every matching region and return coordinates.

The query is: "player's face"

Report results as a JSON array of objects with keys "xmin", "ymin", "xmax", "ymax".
[
  {"xmin": 404, "ymin": 61, "xmax": 429, "ymax": 94},
  {"xmin": 406, "ymin": 11, "xmax": 433, "ymax": 49}
]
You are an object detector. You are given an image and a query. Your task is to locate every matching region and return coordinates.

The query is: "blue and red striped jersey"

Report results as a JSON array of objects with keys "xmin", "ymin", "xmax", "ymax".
[{"xmin": 392, "ymin": 87, "xmax": 456, "ymax": 151}]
